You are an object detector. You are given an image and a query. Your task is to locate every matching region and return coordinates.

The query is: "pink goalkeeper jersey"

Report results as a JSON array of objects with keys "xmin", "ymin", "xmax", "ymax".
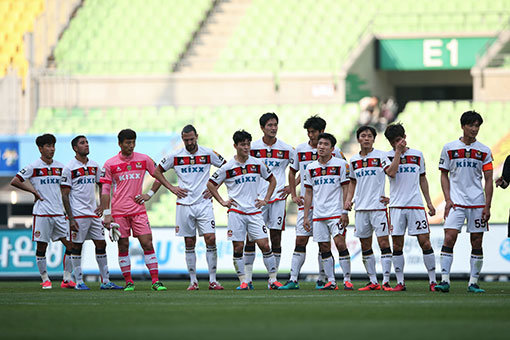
[{"xmin": 100, "ymin": 152, "xmax": 157, "ymax": 217}]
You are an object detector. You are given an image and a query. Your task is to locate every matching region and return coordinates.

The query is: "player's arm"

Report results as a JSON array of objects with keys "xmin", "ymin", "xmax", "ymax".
[
  {"xmin": 303, "ymin": 186, "xmax": 313, "ymax": 231},
  {"xmin": 495, "ymin": 155, "xmax": 510, "ymax": 189},
  {"xmin": 99, "ymin": 191, "xmax": 113, "ymax": 229},
  {"xmin": 344, "ymin": 179, "xmax": 356, "ymax": 211},
  {"xmin": 206, "ymin": 179, "xmax": 236, "ymax": 208},
  {"xmin": 419, "ymin": 174, "xmax": 435, "ymax": 216},
  {"xmin": 340, "ymin": 181, "xmax": 350, "ymax": 227},
  {"xmin": 152, "ymin": 165, "xmax": 187, "ymax": 199},
  {"xmin": 10, "ymin": 176, "xmax": 43, "ymax": 202},
  {"xmin": 385, "ymin": 153, "xmax": 401, "ymax": 178},
  {"xmin": 61, "ymin": 186, "xmax": 78, "ymax": 231},
  {"xmin": 440, "ymin": 170, "xmax": 454, "ymax": 219},
  {"xmin": 256, "ymin": 174, "xmax": 276, "ymax": 208},
  {"xmin": 482, "ymin": 169, "xmax": 493, "ymax": 223},
  {"xmin": 134, "ymin": 180, "xmax": 162, "ymax": 204},
  {"xmin": 288, "ymin": 168, "xmax": 303, "ymax": 206}
]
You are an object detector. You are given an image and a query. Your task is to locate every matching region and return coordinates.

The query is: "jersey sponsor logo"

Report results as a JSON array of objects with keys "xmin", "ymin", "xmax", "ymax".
[
  {"xmin": 180, "ymin": 166, "xmax": 205, "ymax": 173},
  {"xmin": 174, "ymin": 155, "xmax": 211, "ymax": 166},
  {"xmin": 76, "ymin": 177, "xmax": 96, "ymax": 184},
  {"xmin": 455, "ymin": 160, "xmax": 478, "ymax": 169},
  {"xmin": 354, "ymin": 169, "xmax": 377, "ymax": 178},
  {"xmin": 447, "ymin": 148, "xmax": 487, "ymax": 161},
  {"xmin": 135, "ymin": 162, "xmax": 143, "ymax": 169},
  {"xmin": 351, "ymin": 158, "xmax": 381, "ymax": 170},
  {"xmin": 396, "ymin": 166, "xmax": 417, "ymax": 173},
  {"xmin": 313, "ymin": 177, "xmax": 336, "ymax": 185},
  {"xmin": 225, "ymin": 164, "xmax": 261, "ymax": 179},
  {"xmin": 32, "ymin": 167, "xmax": 62, "ymax": 177},
  {"xmin": 250, "ymin": 149, "xmax": 290, "ymax": 160},
  {"xmin": 234, "ymin": 176, "xmax": 257, "ymax": 184},
  {"xmin": 117, "ymin": 173, "xmax": 142, "ymax": 181}
]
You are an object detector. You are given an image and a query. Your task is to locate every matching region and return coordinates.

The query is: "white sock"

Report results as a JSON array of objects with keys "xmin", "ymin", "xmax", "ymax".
[
  {"xmin": 272, "ymin": 247, "xmax": 281, "ymax": 272},
  {"xmin": 422, "ymin": 251, "xmax": 436, "ymax": 283},
  {"xmin": 393, "ymin": 253, "xmax": 405, "ymax": 284},
  {"xmin": 233, "ymin": 255, "xmax": 246, "ymax": 283},
  {"xmin": 36, "ymin": 256, "xmax": 49, "ymax": 282},
  {"xmin": 63, "ymin": 252, "xmax": 73, "ymax": 281},
  {"xmin": 185, "ymin": 248, "xmax": 197, "ymax": 283},
  {"xmin": 71, "ymin": 255, "xmax": 83, "ymax": 284},
  {"xmin": 243, "ymin": 250, "xmax": 255, "ymax": 283},
  {"xmin": 318, "ymin": 252, "xmax": 326, "ymax": 281},
  {"xmin": 381, "ymin": 251, "xmax": 392, "ymax": 284},
  {"xmin": 468, "ymin": 251, "xmax": 483, "ymax": 286},
  {"xmin": 95, "ymin": 253, "xmax": 110, "ymax": 284},
  {"xmin": 290, "ymin": 249, "xmax": 306, "ymax": 282},
  {"xmin": 263, "ymin": 252, "xmax": 277, "ymax": 283},
  {"xmin": 206, "ymin": 245, "xmax": 217, "ymax": 283},
  {"xmin": 440, "ymin": 247, "xmax": 453, "ymax": 284},
  {"xmin": 338, "ymin": 255, "xmax": 351, "ymax": 282},
  {"xmin": 321, "ymin": 254, "xmax": 335, "ymax": 283},
  {"xmin": 362, "ymin": 252, "xmax": 377, "ymax": 284}
]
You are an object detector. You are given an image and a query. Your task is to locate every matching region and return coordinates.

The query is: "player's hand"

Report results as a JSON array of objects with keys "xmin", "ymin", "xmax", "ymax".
[
  {"xmin": 32, "ymin": 191, "xmax": 43, "ymax": 202},
  {"xmin": 443, "ymin": 199, "xmax": 455, "ymax": 219},
  {"xmin": 292, "ymin": 195, "xmax": 304, "ymax": 206},
  {"xmin": 482, "ymin": 205, "xmax": 491, "ymax": 223},
  {"xmin": 135, "ymin": 193, "xmax": 150, "ymax": 205},
  {"xmin": 344, "ymin": 201, "xmax": 353, "ymax": 211},
  {"xmin": 340, "ymin": 214, "xmax": 349, "ymax": 228},
  {"xmin": 102, "ymin": 214, "xmax": 114, "ymax": 230},
  {"xmin": 496, "ymin": 176, "xmax": 509, "ymax": 189},
  {"xmin": 202, "ymin": 188, "xmax": 213, "ymax": 199},
  {"xmin": 427, "ymin": 202, "xmax": 436, "ymax": 216},
  {"xmin": 380, "ymin": 196, "xmax": 390, "ymax": 206},
  {"xmin": 170, "ymin": 185, "xmax": 188, "ymax": 199},
  {"xmin": 277, "ymin": 186, "xmax": 291, "ymax": 199},
  {"xmin": 303, "ymin": 218, "xmax": 311, "ymax": 232},
  {"xmin": 69, "ymin": 218, "xmax": 79, "ymax": 232},
  {"xmin": 255, "ymin": 199, "xmax": 268, "ymax": 208},
  {"xmin": 94, "ymin": 206, "xmax": 103, "ymax": 217},
  {"xmin": 395, "ymin": 139, "xmax": 407, "ymax": 153},
  {"xmin": 221, "ymin": 198, "xmax": 237, "ymax": 208}
]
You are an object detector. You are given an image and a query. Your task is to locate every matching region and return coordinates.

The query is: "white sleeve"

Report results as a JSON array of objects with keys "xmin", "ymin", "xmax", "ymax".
[
  {"xmin": 211, "ymin": 150, "xmax": 226, "ymax": 168},
  {"xmin": 439, "ymin": 145, "xmax": 450, "ymax": 171},
  {"xmin": 159, "ymin": 152, "xmax": 175, "ymax": 172},
  {"xmin": 61, "ymin": 167, "xmax": 72, "ymax": 187},
  {"xmin": 16, "ymin": 163, "xmax": 33, "ymax": 182},
  {"xmin": 210, "ymin": 165, "xmax": 226, "ymax": 185}
]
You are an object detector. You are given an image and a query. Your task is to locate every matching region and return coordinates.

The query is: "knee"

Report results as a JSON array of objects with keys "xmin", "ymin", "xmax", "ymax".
[
  {"xmin": 204, "ymin": 235, "xmax": 216, "ymax": 246},
  {"xmin": 295, "ymin": 237, "xmax": 308, "ymax": 247}
]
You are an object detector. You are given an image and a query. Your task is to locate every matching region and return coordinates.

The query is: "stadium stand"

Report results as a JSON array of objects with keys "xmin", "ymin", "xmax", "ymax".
[{"xmin": 53, "ymin": 0, "xmax": 213, "ymax": 74}]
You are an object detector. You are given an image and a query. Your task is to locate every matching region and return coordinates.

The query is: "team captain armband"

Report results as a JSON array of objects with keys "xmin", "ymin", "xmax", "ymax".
[{"xmin": 482, "ymin": 162, "xmax": 493, "ymax": 171}]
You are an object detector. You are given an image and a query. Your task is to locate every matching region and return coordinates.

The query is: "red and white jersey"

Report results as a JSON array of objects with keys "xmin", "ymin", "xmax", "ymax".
[
  {"xmin": 291, "ymin": 141, "xmax": 345, "ymax": 198},
  {"xmin": 61, "ymin": 157, "xmax": 101, "ymax": 217},
  {"xmin": 349, "ymin": 149, "xmax": 390, "ymax": 210},
  {"xmin": 100, "ymin": 152, "xmax": 157, "ymax": 217},
  {"xmin": 387, "ymin": 148, "xmax": 425, "ymax": 208},
  {"xmin": 209, "ymin": 156, "xmax": 273, "ymax": 215},
  {"xmin": 158, "ymin": 145, "xmax": 225, "ymax": 205},
  {"xmin": 16, "ymin": 158, "xmax": 65, "ymax": 216},
  {"xmin": 250, "ymin": 138, "xmax": 295, "ymax": 202},
  {"xmin": 439, "ymin": 139, "xmax": 493, "ymax": 207},
  {"xmin": 303, "ymin": 156, "xmax": 349, "ymax": 220}
]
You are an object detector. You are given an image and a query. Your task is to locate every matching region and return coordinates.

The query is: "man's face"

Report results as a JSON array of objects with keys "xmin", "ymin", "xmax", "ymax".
[
  {"xmin": 75, "ymin": 137, "xmax": 89, "ymax": 156},
  {"xmin": 317, "ymin": 138, "xmax": 333, "ymax": 157},
  {"xmin": 307, "ymin": 128, "xmax": 323, "ymax": 145},
  {"xmin": 39, "ymin": 144, "xmax": 55, "ymax": 160},
  {"xmin": 261, "ymin": 118, "xmax": 278, "ymax": 139},
  {"xmin": 462, "ymin": 122, "xmax": 480, "ymax": 140},
  {"xmin": 358, "ymin": 130, "xmax": 375, "ymax": 149},
  {"xmin": 119, "ymin": 139, "xmax": 136, "ymax": 156},
  {"xmin": 182, "ymin": 131, "xmax": 198, "ymax": 153},
  {"xmin": 390, "ymin": 135, "xmax": 406, "ymax": 149},
  {"xmin": 234, "ymin": 140, "xmax": 251, "ymax": 158}
]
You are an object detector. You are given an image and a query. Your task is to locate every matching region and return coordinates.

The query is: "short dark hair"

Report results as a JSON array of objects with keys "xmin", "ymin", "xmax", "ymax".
[
  {"xmin": 460, "ymin": 111, "xmax": 483, "ymax": 126},
  {"xmin": 118, "ymin": 129, "xmax": 136, "ymax": 143},
  {"xmin": 356, "ymin": 125, "xmax": 377, "ymax": 139},
  {"xmin": 318, "ymin": 132, "xmax": 336, "ymax": 147},
  {"xmin": 181, "ymin": 124, "xmax": 197, "ymax": 135},
  {"xmin": 384, "ymin": 123, "xmax": 405, "ymax": 144},
  {"xmin": 233, "ymin": 130, "xmax": 252, "ymax": 145},
  {"xmin": 259, "ymin": 112, "xmax": 278, "ymax": 127},
  {"xmin": 71, "ymin": 135, "xmax": 86, "ymax": 150},
  {"xmin": 303, "ymin": 115, "xmax": 326, "ymax": 131},
  {"xmin": 36, "ymin": 134, "xmax": 56, "ymax": 147}
]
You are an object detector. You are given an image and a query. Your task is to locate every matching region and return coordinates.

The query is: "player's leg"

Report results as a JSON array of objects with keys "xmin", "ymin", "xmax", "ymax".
[
  {"xmin": 250, "ymin": 214, "xmax": 280, "ymax": 289},
  {"xmin": 228, "ymin": 212, "xmax": 248, "ymax": 289},
  {"xmin": 54, "ymin": 216, "xmax": 75, "ymax": 288},
  {"xmin": 313, "ymin": 220, "xmax": 336, "ymax": 290},
  {"xmin": 390, "ymin": 208, "xmax": 405, "ymax": 290},
  {"xmin": 267, "ymin": 200, "xmax": 286, "ymax": 272},
  {"xmin": 279, "ymin": 235, "xmax": 308, "ymax": 290},
  {"xmin": 333, "ymin": 227, "xmax": 352, "ymax": 290},
  {"xmin": 137, "ymin": 233, "xmax": 166, "ymax": 291},
  {"xmin": 373, "ymin": 210, "xmax": 392, "ymax": 290},
  {"xmin": 436, "ymin": 208, "xmax": 463, "ymax": 292},
  {"xmin": 203, "ymin": 232, "xmax": 223, "ymax": 290},
  {"xmin": 184, "ymin": 236, "xmax": 199, "ymax": 289},
  {"xmin": 466, "ymin": 208, "xmax": 488, "ymax": 293},
  {"xmin": 35, "ymin": 240, "xmax": 51, "ymax": 288},
  {"xmin": 243, "ymin": 239, "xmax": 256, "ymax": 287},
  {"xmin": 269, "ymin": 229, "xmax": 282, "ymax": 271},
  {"xmin": 416, "ymin": 233, "xmax": 437, "ymax": 290},
  {"xmin": 70, "ymin": 242, "xmax": 88, "ymax": 289},
  {"xmin": 116, "ymin": 216, "xmax": 134, "ymax": 289},
  {"xmin": 233, "ymin": 241, "xmax": 247, "ymax": 288},
  {"xmin": 355, "ymin": 211, "xmax": 380, "ymax": 290},
  {"xmin": 177, "ymin": 204, "xmax": 199, "ymax": 289}
]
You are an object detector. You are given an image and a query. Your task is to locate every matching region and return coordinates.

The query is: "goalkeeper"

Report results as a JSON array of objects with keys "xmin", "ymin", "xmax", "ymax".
[{"xmin": 99, "ymin": 129, "xmax": 167, "ymax": 291}]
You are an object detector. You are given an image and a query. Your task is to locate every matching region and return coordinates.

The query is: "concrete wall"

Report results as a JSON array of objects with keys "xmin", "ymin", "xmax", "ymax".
[{"xmin": 472, "ymin": 67, "xmax": 510, "ymax": 101}]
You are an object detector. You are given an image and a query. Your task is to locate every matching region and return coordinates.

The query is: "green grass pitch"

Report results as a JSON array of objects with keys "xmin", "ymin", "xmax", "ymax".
[{"xmin": 1, "ymin": 280, "xmax": 510, "ymax": 340}]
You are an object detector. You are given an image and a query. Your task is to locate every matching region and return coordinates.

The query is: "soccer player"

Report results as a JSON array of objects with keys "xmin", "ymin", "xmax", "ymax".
[
  {"xmin": 243, "ymin": 112, "xmax": 295, "ymax": 285},
  {"xmin": 147, "ymin": 125, "xmax": 226, "ymax": 290},
  {"xmin": 302, "ymin": 133, "xmax": 351, "ymax": 290},
  {"xmin": 435, "ymin": 111, "xmax": 493, "ymax": 293},
  {"xmin": 10, "ymin": 134, "xmax": 75, "ymax": 289},
  {"xmin": 207, "ymin": 130, "xmax": 282, "ymax": 290},
  {"xmin": 61, "ymin": 135, "xmax": 123, "ymax": 290},
  {"xmin": 345, "ymin": 125, "xmax": 393, "ymax": 291},
  {"xmin": 384, "ymin": 124, "xmax": 437, "ymax": 291},
  {"xmin": 280, "ymin": 115, "xmax": 348, "ymax": 290},
  {"xmin": 100, "ymin": 129, "xmax": 166, "ymax": 291}
]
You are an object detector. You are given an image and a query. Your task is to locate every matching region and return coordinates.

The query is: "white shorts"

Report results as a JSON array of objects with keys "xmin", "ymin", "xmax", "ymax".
[
  {"xmin": 296, "ymin": 207, "xmax": 313, "ymax": 237},
  {"xmin": 313, "ymin": 218, "xmax": 345, "ymax": 243},
  {"xmin": 443, "ymin": 206, "xmax": 488, "ymax": 233},
  {"xmin": 354, "ymin": 210, "xmax": 390, "ymax": 239},
  {"xmin": 70, "ymin": 217, "xmax": 105, "ymax": 243},
  {"xmin": 32, "ymin": 215, "xmax": 68, "ymax": 243},
  {"xmin": 227, "ymin": 211, "xmax": 268, "ymax": 242},
  {"xmin": 175, "ymin": 201, "xmax": 216, "ymax": 237},
  {"xmin": 261, "ymin": 199, "xmax": 286, "ymax": 230},
  {"xmin": 390, "ymin": 208, "xmax": 430, "ymax": 236}
]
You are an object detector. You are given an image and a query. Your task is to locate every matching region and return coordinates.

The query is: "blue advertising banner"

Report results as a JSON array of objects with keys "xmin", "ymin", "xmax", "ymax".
[{"xmin": 0, "ymin": 141, "xmax": 19, "ymax": 176}]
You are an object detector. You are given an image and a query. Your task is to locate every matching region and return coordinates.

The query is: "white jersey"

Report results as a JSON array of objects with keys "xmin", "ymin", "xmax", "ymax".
[
  {"xmin": 387, "ymin": 148, "xmax": 425, "ymax": 208},
  {"xmin": 209, "ymin": 156, "xmax": 273, "ymax": 215},
  {"xmin": 61, "ymin": 158, "xmax": 101, "ymax": 217},
  {"xmin": 304, "ymin": 156, "xmax": 349, "ymax": 220},
  {"xmin": 439, "ymin": 138, "xmax": 492, "ymax": 207},
  {"xmin": 250, "ymin": 138, "xmax": 295, "ymax": 202},
  {"xmin": 16, "ymin": 158, "xmax": 65, "ymax": 216},
  {"xmin": 349, "ymin": 149, "xmax": 390, "ymax": 210},
  {"xmin": 159, "ymin": 145, "xmax": 225, "ymax": 205},
  {"xmin": 291, "ymin": 141, "xmax": 345, "ymax": 199}
]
